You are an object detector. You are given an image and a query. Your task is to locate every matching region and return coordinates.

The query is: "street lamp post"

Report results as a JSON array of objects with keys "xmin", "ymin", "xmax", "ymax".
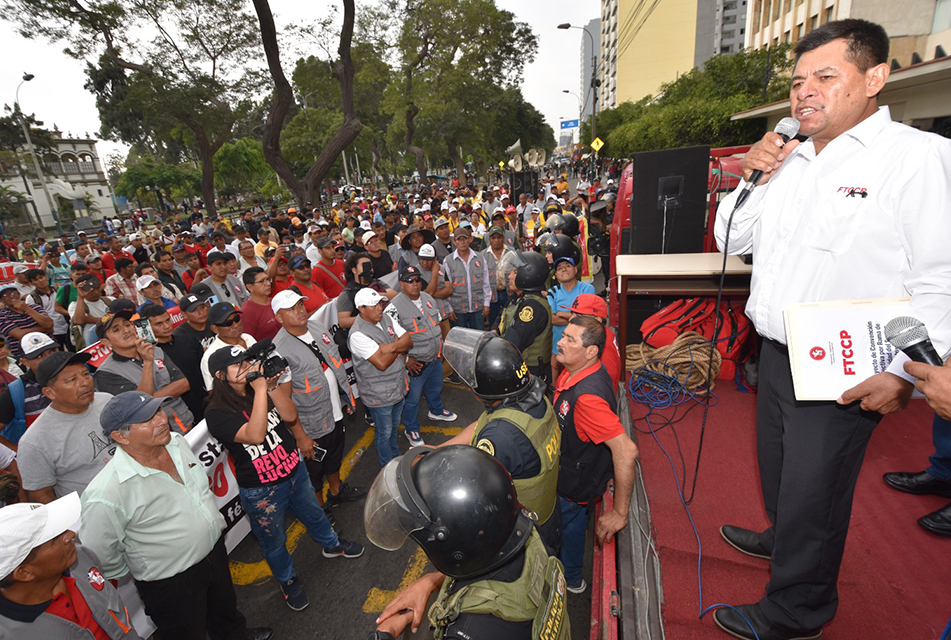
[
  {"xmin": 557, "ymin": 23, "xmax": 600, "ymax": 177},
  {"xmin": 15, "ymin": 73, "xmax": 64, "ymax": 236}
]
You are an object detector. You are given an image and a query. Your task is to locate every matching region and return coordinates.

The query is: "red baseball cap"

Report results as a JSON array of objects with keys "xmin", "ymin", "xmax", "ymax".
[{"xmin": 570, "ymin": 294, "xmax": 607, "ymax": 320}]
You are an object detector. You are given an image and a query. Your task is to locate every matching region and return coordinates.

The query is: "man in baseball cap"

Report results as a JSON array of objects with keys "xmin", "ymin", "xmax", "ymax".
[
  {"xmin": 79, "ymin": 391, "xmax": 272, "ymax": 640},
  {"xmin": 349, "ymin": 287, "xmax": 412, "ymax": 466},
  {"xmin": 0, "ymin": 492, "xmax": 141, "ymax": 639},
  {"xmin": 569, "ymin": 293, "xmax": 621, "ymax": 389},
  {"xmin": 0, "ymin": 333, "xmax": 59, "ymax": 446}
]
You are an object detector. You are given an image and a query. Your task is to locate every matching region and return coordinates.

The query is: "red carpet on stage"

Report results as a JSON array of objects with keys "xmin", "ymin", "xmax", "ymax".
[{"xmin": 630, "ymin": 380, "xmax": 950, "ymax": 639}]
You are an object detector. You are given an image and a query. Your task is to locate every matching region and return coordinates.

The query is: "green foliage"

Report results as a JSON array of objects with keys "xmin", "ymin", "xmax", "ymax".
[
  {"xmin": 0, "ymin": 112, "xmax": 56, "ymax": 154},
  {"xmin": 280, "ymin": 108, "xmax": 345, "ymax": 176},
  {"xmin": 589, "ymin": 45, "xmax": 795, "ymax": 156},
  {"xmin": 213, "ymin": 138, "xmax": 271, "ymax": 196},
  {"xmin": 114, "ymin": 156, "xmax": 199, "ymax": 202}
]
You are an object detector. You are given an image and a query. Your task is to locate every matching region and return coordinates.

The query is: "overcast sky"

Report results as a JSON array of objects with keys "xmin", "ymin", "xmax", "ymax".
[{"xmin": 0, "ymin": 0, "xmax": 598, "ymax": 163}]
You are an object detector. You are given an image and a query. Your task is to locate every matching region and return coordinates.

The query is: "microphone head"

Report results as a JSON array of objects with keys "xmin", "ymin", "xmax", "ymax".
[
  {"xmin": 774, "ymin": 117, "xmax": 800, "ymax": 141},
  {"xmin": 884, "ymin": 316, "xmax": 930, "ymax": 349}
]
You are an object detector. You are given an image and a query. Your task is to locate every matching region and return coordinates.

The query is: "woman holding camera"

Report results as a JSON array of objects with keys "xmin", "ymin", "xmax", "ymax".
[{"xmin": 205, "ymin": 346, "xmax": 364, "ymax": 612}]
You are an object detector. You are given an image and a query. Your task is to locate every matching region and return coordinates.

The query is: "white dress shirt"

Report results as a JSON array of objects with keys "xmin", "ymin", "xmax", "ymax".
[{"xmin": 715, "ymin": 107, "xmax": 951, "ymax": 383}]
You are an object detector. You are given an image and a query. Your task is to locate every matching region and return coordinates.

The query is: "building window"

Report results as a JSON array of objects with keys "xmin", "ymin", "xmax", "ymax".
[
  {"xmin": 812, "ymin": 15, "xmax": 818, "ymax": 29},
  {"xmin": 935, "ymin": 0, "xmax": 951, "ymax": 31},
  {"xmin": 98, "ymin": 189, "xmax": 103, "ymax": 196},
  {"xmin": 825, "ymin": 6, "xmax": 834, "ymax": 22},
  {"xmin": 784, "ymin": 30, "xmax": 790, "ymax": 42}
]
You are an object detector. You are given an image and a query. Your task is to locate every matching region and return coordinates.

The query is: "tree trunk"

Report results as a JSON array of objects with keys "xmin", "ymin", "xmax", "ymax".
[
  {"xmin": 250, "ymin": 0, "xmax": 307, "ymax": 209},
  {"xmin": 447, "ymin": 140, "xmax": 466, "ymax": 186},
  {"xmin": 253, "ymin": 0, "xmax": 361, "ymax": 206},
  {"xmin": 302, "ymin": 0, "xmax": 362, "ymax": 202}
]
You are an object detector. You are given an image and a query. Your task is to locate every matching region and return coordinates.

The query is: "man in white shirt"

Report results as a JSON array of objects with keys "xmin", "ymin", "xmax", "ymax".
[{"xmin": 712, "ymin": 20, "xmax": 951, "ymax": 640}]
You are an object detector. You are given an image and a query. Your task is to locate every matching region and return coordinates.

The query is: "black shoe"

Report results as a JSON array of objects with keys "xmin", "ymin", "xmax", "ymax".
[
  {"xmin": 321, "ymin": 502, "xmax": 336, "ymax": 527},
  {"xmin": 918, "ymin": 501, "xmax": 951, "ymax": 537},
  {"xmin": 364, "ymin": 409, "xmax": 375, "ymax": 427},
  {"xmin": 326, "ymin": 482, "xmax": 367, "ymax": 507},
  {"xmin": 246, "ymin": 628, "xmax": 275, "ymax": 640},
  {"xmin": 883, "ymin": 470, "xmax": 951, "ymax": 498},
  {"xmin": 279, "ymin": 577, "xmax": 309, "ymax": 611},
  {"xmin": 713, "ymin": 604, "xmax": 821, "ymax": 640},
  {"xmin": 720, "ymin": 525, "xmax": 771, "ymax": 560}
]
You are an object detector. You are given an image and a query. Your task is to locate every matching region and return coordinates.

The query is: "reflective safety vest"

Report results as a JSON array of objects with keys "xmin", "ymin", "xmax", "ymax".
[
  {"xmin": 499, "ymin": 293, "xmax": 552, "ymax": 369},
  {"xmin": 429, "ymin": 529, "xmax": 570, "ymax": 640},
  {"xmin": 471, "ymin": 398, "xmax": 560, "ymax": 526}
]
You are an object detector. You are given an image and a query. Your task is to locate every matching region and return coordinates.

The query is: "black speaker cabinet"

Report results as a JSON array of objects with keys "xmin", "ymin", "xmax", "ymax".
[
  {"xmin": 510, "ymin": 171, "xmax": 538, "ymax": 200},
  {"xmin": 628, "ymin": 145, "xmax": 709, "ymax": 255}
]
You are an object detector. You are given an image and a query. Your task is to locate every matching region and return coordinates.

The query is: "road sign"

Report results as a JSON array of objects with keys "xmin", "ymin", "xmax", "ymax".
[
  {"xmin": 498, "ymin": 161, "xmax": 505, "ymax": 168},
  {"xmin": 560, "ymin": 119, "xmax": 580, "ymax": 129},
  {"xmin": 591, "ymin": 137, "xmax": 604, "ymax": 152}
]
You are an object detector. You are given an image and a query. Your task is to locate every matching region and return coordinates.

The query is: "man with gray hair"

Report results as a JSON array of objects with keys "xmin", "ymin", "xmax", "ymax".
[{"xmin": 80, "ymin": 391, "xmax": 272, "ymax": 640}]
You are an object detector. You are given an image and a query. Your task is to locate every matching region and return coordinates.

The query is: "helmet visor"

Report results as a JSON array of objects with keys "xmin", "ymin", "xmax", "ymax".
[
  {"xmin": 364, "ymin": 458, "xmax": 420, "ymax": 551},
  {"xmin": 494, "ymin": 251, "xmax": 525, "ymax": 290},
  {"xmin": 535, "ymin": 231, "xmax": 558, "ymax": 253},
  {"xmin": 443, "ymin": 327, "xmax": 494, "ymax": 391}
]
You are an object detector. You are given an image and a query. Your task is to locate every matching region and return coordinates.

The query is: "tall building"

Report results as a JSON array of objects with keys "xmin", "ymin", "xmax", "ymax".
[
  {"xmin": 580, "ymin": 18, "xmax": 601, "ymax": 123},
  {"xmin": 599, "ymin": 0, "xmax": 744, "ymax": 109},
  {"xmin": 745, "ymin": 0, "xmax": 950, "ymax": 69}
]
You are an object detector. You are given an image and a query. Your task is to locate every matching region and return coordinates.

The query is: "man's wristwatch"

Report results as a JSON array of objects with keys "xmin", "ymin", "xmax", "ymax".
[{"xmin": 367, "ymin": 632, "xmax": 395, "ymax": 640}]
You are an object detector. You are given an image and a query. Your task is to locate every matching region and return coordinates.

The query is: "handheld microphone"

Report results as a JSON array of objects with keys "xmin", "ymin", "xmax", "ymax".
[
  {"xmin": 884, "ymin": 317, "xmax": 945, "ymax": 367},
  {"xmin": 734, "ymin": 117, "xmax": 801, "ymax": 209}
]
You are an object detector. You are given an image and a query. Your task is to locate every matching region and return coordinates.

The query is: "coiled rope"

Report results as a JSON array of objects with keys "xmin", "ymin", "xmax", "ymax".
[{"xmin": 625, "ymin": 331, "xmax": 721, "ymax": 403}]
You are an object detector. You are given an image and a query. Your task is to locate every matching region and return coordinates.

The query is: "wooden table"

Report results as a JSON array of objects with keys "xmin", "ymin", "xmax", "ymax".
[{"xmin": 615, "ymin": 252, "xmax": 753, "ymax": 349}]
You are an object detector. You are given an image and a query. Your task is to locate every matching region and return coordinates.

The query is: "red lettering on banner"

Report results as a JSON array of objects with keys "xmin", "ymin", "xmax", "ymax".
[
  {"xmin": 840, "ymin": 331, "xmax": 856, "ymax": 375},
  {"xmin": 211, "ymin": 462, "xmax": 229, "ymax": 497}
]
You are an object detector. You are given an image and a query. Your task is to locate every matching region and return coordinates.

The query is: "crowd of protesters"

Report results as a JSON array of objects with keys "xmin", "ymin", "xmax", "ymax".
[{"xmin": 0, "ymin": 171, "xmax": 623, "ymax": 639}]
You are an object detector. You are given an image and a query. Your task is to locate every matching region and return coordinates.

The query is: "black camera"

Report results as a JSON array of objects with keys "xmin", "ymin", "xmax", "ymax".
[{"xmin": 243, "ymin": 339, "xmax": 288, "ymax": 382}]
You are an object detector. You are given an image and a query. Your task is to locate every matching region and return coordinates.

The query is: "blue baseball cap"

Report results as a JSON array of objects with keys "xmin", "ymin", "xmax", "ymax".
[{"xmin": 100, "ymin": 391, "xmax": 169, "ymax": 438}]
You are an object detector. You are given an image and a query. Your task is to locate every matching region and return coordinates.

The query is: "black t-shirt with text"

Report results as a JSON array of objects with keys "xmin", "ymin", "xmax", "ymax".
[{"xmin": 206, "ymin": 404, "xmax": 300, "ymax": 488}]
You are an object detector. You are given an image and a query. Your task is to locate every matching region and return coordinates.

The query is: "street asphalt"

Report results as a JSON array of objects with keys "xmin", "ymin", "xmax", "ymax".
[{"xmin": 229, "ymin": 379, "xmax": 594, "ymax": 639}]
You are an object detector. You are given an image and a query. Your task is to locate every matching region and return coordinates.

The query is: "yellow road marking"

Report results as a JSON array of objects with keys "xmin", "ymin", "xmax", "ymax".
[
  {"xmin": 362, "ymin": 547, "xmax": 429, "ymax": 613},
  {"xmin": 229, "ymin": 423, "xmax": 461, "ymax": 585}
]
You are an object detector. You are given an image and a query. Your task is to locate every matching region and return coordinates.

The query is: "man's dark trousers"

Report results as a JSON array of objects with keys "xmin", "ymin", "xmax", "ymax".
[
  {"xmin": 754, "ymin": 339, "xmax": 882, "ymax": 631},
  {"xmin": 134, "ymin": 537, "xmax": 247, "ymax": 640}
]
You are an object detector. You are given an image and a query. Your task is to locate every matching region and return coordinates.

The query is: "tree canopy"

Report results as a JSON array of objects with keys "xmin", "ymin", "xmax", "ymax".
[{"xmin": 582, "ymin": 45, "xmax": 795, "ymax": 157}]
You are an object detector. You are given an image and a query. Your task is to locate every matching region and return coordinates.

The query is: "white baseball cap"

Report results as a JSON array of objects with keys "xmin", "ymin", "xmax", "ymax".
[
  {"xmin": 0, "ymin": 492, "xmax": 81, "ymax": 580},
  {"xmin": 129, "ymin": 233, "xmax": 142, "ymax": 241},
  {"xmin": 12, "ymin": 264, "xmax": 30, "ymax": 275},
  {"xmin": 360, "ymin": 220, "xmax": 372, "ymax": 230},
  {"xmin": 362, "ymin": 231, "xmax": 378, "ymax": 245},
  {"xmin": 271, "ymin": 289, "xmax": 307, "ymax": 314},
  {"xmin": 354, "ymin": 287, "xmax": 385, "ymax": 308},
  {"xmin": 418, "ymin": 243, "xmax": 436, "ymax": 259},
  {"xmin": 21, "ymin": 332, "xmax": 58, "ymax": 359},
  {"xmin": 421, "ymin": 203, "xmax": 431, "ymax": 211},
  {"xmin": 135, "ymin": 274, "xmax": 160, "ymax": 291}
]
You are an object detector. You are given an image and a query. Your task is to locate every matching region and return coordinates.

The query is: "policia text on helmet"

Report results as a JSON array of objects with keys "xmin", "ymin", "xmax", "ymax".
[{"xmin": 364, "ymin": 446, "xmax": 570, "ymax": 640}]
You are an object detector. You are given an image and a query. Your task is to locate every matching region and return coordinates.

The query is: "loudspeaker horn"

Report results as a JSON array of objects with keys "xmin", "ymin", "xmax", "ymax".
[
  {"xmin": 505, "ymin": 138, "xmax": 522, "ymax": 157},
  {"xmin": 536, "ymin": 149, "xmax": 546, "ymax": 166},
  {"xmin": 508, "ymin": 155, "xmax": 523, "ymax": 172},
  {"xmin": 526, "ymin": 149, "xmax": 538, "ymax": 167}
]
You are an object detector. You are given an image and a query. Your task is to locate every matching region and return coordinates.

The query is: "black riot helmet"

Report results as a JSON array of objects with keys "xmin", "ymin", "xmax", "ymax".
[
  {"xmin": 547, "ymin": 212, "xmax": 579, "ymax": 238},
  {"xmin": 443, "ymin": 327, "xmax": 532, "ymax": 403},
  {"xmin": 364, "ymin": 445, "xmax": 533, "ymax": 579},
  {"xmin": 539, "ymin": 233, "xmax": 581, "ymax": 266},
  {"xmin": 514, "ymin": 250, "xmax": 550, "ymax": 292}
]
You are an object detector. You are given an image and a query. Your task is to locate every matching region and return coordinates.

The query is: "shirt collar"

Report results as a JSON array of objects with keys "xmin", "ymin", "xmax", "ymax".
[
  {"xmin": 800, "ymin": 105, "xmax": 892, "ymax": 158},
  {"xmin": 555, "ymin": 360, "xmax": 602, "ymax": 393},
  {"xmin": 113, "ymin": 433, "xmax": 183, "ymax": 483}
]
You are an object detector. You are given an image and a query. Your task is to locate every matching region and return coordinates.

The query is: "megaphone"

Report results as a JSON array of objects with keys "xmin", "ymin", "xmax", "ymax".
[
  {"xmin": 505, "ymin": 139, "xmax": 522, "ymax": 157},
  {"xmin": 526, "ymin": 149, "xmax": 538, "ymax": 167},
  {"xmin": 508, "ymin": 155, "xmax": 523, "ymax": 172},
  {"xmin": 536, "ymin": 149, "xmax": 546, "ymax": 166}
]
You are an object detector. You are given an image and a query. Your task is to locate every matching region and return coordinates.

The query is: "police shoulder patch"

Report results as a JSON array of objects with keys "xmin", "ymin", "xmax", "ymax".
[
  {"xmin": 476, "ymin": 438, "xmax": 496, "ymax": 457},
  {"xmin": 518, "ymin": 305, "xmax": 534, "ymax": 323}
]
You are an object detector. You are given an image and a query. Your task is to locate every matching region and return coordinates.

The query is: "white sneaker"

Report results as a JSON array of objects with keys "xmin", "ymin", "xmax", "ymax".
[
  {"xmin": 427, "ymin": 410, "xmax": 457, "ymax": 422},
  {"xmin": 566, "ymin": 579, "xmax": 587, "ymax": 594},
  {"xmin": 406, "ymin": 431, "xmax": 425, "ymax": 447}
]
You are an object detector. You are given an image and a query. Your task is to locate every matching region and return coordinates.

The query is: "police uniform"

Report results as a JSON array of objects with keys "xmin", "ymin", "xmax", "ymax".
[
  {"xmin": 469, "ymin": 392, "xmax": 562, "ymax": 554},
  {"xmin": 428, "ymin": 528, "xmax": 569, "ymax": 640},
  {"xmin": 497, "ymin": 293, "xmax": 552, "ymax": 384}
]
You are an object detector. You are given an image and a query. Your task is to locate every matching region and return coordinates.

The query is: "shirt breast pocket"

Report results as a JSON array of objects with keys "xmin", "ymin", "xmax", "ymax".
[{"xmin": 802, "ymin": 196, "xmax": 867, "ymax": 254}]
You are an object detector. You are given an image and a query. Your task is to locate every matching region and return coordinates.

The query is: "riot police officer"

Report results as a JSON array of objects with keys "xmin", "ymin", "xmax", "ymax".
[
  {"xmin": 366, "ymin": 446, "xmax": 570, "ymax": 640},
  {"xmin": 439, "ymin": 328, "xmax": 562, "ymax": 553},
  {"xmin": 494, "ymin": 251, "xmax": 553, "ymax": 384}
]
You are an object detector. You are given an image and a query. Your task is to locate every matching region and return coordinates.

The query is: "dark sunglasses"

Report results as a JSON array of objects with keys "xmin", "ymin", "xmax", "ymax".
[
  {"xmin": 404, "ymin": 278, "xmax": 423, "ymax": 284},
  {"xmin": 217, "ymin": 315, "xmax": 240, "ymax": 327}
]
